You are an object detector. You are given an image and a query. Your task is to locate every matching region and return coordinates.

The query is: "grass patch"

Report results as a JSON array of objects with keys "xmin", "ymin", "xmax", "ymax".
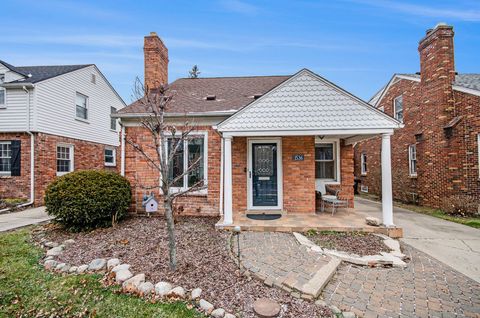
[
  {"xmin": 0, "ymin": 229, "xmax": 202, "ymax": 318},
  {"xmin": 357, "ymin": 194, "xmax": 480, "ymax": 229}
]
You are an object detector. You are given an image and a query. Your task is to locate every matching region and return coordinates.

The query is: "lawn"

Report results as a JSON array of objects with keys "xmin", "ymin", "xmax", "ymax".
[
  {"xmin": 0, "ymin": 229, "xmax": 202, "ymax": 318},
  {"xmin": 358, "ymin": 193, "xmax": 480, "ymax": 229}
]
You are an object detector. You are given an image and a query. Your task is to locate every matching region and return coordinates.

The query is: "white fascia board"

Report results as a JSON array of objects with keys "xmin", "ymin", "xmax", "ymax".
[
  {"xmin": 221, "ymin": 128, "xmax": 395, "ymax": 138},
  {"xmin": 114, "ymin": 110, "xmax": 236, "ymax": 119},
  {"xmin": 452, "ymin": 85, "xmax": 480, "ymax": 97},
  {"xmin": 372, "ymin": 74, "xmax": 420, "ymax": 108}
]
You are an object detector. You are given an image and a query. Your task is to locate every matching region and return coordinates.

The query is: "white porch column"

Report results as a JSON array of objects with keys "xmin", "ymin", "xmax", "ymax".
[
  {"xmin": 381, "ymin": 133, "xmax": 394, "ymax": 227},
  {"xmin": 223, "ymin": 136, "xmax": 233, "ymax": 225}
]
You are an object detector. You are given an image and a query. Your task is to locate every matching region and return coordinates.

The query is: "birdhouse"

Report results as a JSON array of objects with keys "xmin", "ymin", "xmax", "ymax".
[{"xmin": 142, "ymin": 193, "xmax": 158, "ymax": 213}]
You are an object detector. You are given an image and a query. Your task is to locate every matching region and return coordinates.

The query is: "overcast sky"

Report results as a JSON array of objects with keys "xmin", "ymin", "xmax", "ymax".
[{"xmin": 2, "ymin": 0, "xmax": 479, "ymax": 103}]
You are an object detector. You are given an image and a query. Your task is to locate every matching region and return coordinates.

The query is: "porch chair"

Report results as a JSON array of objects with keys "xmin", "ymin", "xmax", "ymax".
[{"xmin": 321, "ymin": 185, "xmax": 349, "ymax": 216}]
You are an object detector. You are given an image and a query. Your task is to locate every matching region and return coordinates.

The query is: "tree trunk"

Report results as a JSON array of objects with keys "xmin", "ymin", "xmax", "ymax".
[{"xmin": 164, "ymin": 199, "xmax": 177, "ymax": 270}]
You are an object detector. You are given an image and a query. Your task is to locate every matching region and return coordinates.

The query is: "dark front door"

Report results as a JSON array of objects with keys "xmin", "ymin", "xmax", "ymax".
[{"xmin": 252, "ymin": 143, "xmax": 278, "ymax": 207}]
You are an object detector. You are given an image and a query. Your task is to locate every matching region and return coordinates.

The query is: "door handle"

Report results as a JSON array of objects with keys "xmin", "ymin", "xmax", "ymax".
[{"xmin": 249, "ymin": 171, "xmax": 252, "ymax": 178}]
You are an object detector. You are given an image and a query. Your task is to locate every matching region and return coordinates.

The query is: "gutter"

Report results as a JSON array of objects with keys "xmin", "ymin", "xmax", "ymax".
[
  {"xmin": 1, "ymin": 82, "xmax": 35, "ymax": 89},
  {"xmin": 112, "ymin": 110, "xmax": 237, "ymax": 119}
]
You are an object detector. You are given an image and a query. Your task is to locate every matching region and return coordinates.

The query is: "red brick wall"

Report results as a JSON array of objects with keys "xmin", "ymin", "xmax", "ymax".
[
  {"xmin": 232, "ymin": 137, "xmax": 247, "ymax": 214},
  {"xmin": 0, "ymin": 132, "xmax": 118, "ymax": 205},
  {"xmin": 144, "ymin": 33, "xmax": 168, "ymax": 91}
]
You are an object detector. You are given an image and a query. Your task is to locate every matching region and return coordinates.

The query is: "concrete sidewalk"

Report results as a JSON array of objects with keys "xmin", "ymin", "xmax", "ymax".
[
  {"xmin": 0, "ymin": 206, "xmax": 52, "ymax": 232},
  {"xmin": 355, "ymin": 197, "xmax": 480, "ymax": 283}
]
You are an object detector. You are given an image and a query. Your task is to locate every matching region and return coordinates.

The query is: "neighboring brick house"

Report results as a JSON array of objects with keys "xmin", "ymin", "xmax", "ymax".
[
  {"xmin": 354, "ymin": 23, "xmax": 480, "ymax": 209},
  {"xmin": 115, "ymin": 32, "xmax": 402, "ymax": 227},
  {"xmin": 0, "ymin": 61, "xmax": 125, "ymax": 206}
]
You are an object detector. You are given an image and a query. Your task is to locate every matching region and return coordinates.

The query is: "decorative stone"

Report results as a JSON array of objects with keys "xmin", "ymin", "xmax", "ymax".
[
  {"xmin": 63, "ymin": 239, "xmax": 75, "ymax": 246},
  {"xmin": 199, "ymin": 299, "xmax": 214, "ymax": 314},
  {"xmin": 167, "ymin": 286, "xmax": 186, "ymax": 298},
  {"xmin": 60, "ymin": 264, "xmax": 71, "ymax": 272},
  {"xmin": 44, "ymin": 260, "xmax": 58, "ymax": 270},
  {"xmin": 112, "ymin": 264, "xmax": 130, "ymax": 273},
  {"xmin": 253, "ymin": 298, "xmax": 281, "ymax": 317},
  {"xmin": 191, "ymin": 288, "xmax": 202, "ymax": 300},
  {"xmin": 155, "ymin": 282, "xmax": 172, "ymax": 297},
  {"xmin": 44, "ymin": 256, "xmax": 54, "ymax": 261},
  {"xmin": 343, "ymin": 312, "xmax": 356, "ymax": 318},
  {"xmin": 46, "ymin": 246, "xmax": 64, "ymax": 256},
  {"xmin": 88, "ymin": 258, "xmax": 107, "ymax": 271},
  {"xmin": 224, "ymin": 314, "xmax": 236, "ymax": 318},
  {"xmin": 315, "ymin": 299, "xmax": 328, "ymax": 307},
  {"xmin": 138, "ymin": 282, "xmax": 154, "ymax": 295},
  {"xmin": 115, "ymin": 269, "xmax": 133, "ymax": 283},
  {"xmin": 311, "ymin": 245, "xmax": 323, "ymax": 253},
  {"xmin": 383, "ymin": 239, "xmax": 401, "ymax": 252},
  {"xmin": 211, "ymin": 308, "xmax": 225, "ymax": 318},
  {"xmin": 55, "ymin": 263, "xmax": 66, "ymax": 271},
  {"xmin": 107, "ymin": 258, "xmax": 121, "ymax": 270},
  {"xmin": 69, "ymin": 266, "xmax": 78, "ymax": 273},
  {"xmin": 44, "ymin": 241, "xmax": 59, "ymax": 248},
  {"xmin": 122, "ymin": 274, "xmax": 145, "ymax": 293},
  {"xmin": 330, "ymin": 306, "xmax": 341, "ymax": 314},
  {"xmin": 77, "ymin": 265, "xmax": 88, "ymax": 273},
  {"xmin": 365, "ymin": 216, "xmax": 381, "ymax": 226}
]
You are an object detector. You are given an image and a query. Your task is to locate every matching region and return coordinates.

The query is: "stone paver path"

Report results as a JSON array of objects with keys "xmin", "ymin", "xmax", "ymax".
[
  {"xmin": 236, "ymin": 232, "xmax": 338, "ymax": 298},
  {"xmin": 322, "ymin": 244, "xmax": 480, "ymax": 318}
]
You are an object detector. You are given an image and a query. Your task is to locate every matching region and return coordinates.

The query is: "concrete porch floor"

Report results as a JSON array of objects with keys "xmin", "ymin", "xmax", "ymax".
[{"xmin": 216, "ymin": 203, "xmax": 403, "ymax": 238}]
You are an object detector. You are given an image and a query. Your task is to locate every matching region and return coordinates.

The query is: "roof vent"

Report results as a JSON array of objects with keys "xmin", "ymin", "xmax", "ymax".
[
  {"xmin": 206, "ymin": 95, "xmax": 216, "ymax": 101},
  {"xmin": 27, "ymin": 73, "xmax": 32, "ymax": 78},
  {"xmin": 253, "ymin": 93, "xmax": 263, "ymax": 99}
]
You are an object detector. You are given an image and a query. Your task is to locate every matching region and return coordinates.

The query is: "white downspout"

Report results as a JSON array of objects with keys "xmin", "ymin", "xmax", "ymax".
[
  {"xmin": 120, "ymin": 123, "xmax": 126, "ymax": 176},
  {"xmin": 219, "ymin": 136, "xmax": 224, "ymax": 216},
  {"xmin": 22, "ymin": 85, "xmax": 35, "ymax": 207}
]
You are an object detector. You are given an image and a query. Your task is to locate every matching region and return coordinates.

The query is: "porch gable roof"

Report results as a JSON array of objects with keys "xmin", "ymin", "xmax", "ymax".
[{"xmin": 217, "ymin": 69, "xmax": 402, "ymax": 134}]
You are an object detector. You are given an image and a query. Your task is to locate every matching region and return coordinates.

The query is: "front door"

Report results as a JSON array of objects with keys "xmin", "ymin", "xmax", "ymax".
[{"xmin": 248, "ymin": 140, "xmax": 281, "ymax": 209}]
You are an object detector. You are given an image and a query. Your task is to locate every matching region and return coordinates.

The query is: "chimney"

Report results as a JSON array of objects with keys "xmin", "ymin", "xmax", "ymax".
[
  {"xmin": 418, "ymin": 23, "xmax": 455, "ymax": 85},
  {"xmin": 144, "ymin": 32, "xmax": 168, "ymax": 91}
]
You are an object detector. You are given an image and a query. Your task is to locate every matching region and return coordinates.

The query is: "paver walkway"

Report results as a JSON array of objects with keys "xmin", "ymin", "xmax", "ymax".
[
  {"xmin": 322, "ymin": 244, "xmax": 480, "ymax": 318},
  {"xmin": 236, "ymin": 232, "xmax": 339, "ymax": 298},
  {"xmin": 0, "ymin": 206, "xmax": 51, "ymax": 232}
]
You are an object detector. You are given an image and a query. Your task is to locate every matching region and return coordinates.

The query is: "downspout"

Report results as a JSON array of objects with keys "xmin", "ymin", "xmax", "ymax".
[
  {"xmin": 21, "ymin": 85, "xmax": 35, "ymax": 207},
  {"xmin": 120, "ymin": 123, "xmax": 126, "ymax": 176},
  {"xmin": 219, "ymin": 135, "xmax": 224, "ymax": 216}
]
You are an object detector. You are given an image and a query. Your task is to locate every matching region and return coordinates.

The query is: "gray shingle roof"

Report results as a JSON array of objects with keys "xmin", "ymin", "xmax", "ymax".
[
  {"xmin": 401, "ymin": 73, "xmax": 480, "ymax": 91},
  {"xmin": 0, "ymin": 60, "xmax": 91, "ymax": 83}
]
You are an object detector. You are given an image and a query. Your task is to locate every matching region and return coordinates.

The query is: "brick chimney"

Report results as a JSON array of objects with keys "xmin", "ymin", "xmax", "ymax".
[{"xmin": 144, "ymin": 32, "xmax": 168, "ymax": 91}]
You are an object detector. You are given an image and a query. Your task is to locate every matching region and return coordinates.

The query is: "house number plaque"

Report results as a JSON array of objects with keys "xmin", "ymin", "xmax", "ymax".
[{"xmin": 292, "ymin": 154, "xmax": 304, "ymax": 161}]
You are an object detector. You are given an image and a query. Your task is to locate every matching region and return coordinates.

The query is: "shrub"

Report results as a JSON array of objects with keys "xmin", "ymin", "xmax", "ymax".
[
  {"xmin": 45, "ymin": 170, "xmax": 131, "ymax": 231},
  {"xmin": 441, "ymin": 195, "xmax": 479, "ymax": 217}
]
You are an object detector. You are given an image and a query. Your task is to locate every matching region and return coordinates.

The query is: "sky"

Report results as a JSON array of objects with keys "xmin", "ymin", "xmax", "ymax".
[{"xmin": 2, "ymin": 0, "xmax": 480, "ymax": 104}]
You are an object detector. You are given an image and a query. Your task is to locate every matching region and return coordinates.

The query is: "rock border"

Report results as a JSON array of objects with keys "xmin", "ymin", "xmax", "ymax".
[
  {"xmin": 38, "ymin": 238, "xmax": 235, "ymax": 318},
  {"xmin": 293, "ymin": 232, "xmax": 408, "ymax": 268}
]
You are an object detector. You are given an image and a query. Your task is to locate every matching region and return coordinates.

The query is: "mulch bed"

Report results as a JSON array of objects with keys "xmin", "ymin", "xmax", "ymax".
[
  {"xmin": 305, "ymin": 231, "xmax": 391, "ymax": 257},
  {"xmin": 34, "ymin": 217, "xmax": 332, "ymax": 318}
]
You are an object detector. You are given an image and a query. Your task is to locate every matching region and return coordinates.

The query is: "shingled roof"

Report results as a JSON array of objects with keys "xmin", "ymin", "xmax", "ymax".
[{"xmin": 117, "ymin": 75, "xmax": 290, "ymax": 115}]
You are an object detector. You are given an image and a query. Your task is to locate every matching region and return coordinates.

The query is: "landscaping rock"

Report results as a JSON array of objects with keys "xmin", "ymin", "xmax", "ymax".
[
  {"xmin": 44, "ymin": 260, "xmax": 58, "ymax": 270},
  {"xmin": 315, "ymin": 299, "xmax": 328, "ymax": 307},
  {"xmin": 191, "ymin": 288, "xmax": 202, "ymax": 300},
  {"xmin": 63, "ymin": 239, "xmax": 75, "ymax": 246},
  {"xmin": 211, "ymin": 308, "xmax": 225, "ymax": 318},
  {"xmin": 60, "ymin": 264, "xmax": 71, "ymax": 273},
  {"xmin": 115, "ymin": 269, "xmax": 133, "ymax": 283},
  {"xmin": 224, "ymin": 314, "xmax": 236, "ymax": 318},
  {"xmin": 330, "ymin": 306, "xmax": 341, "ymax": 314},
  {"xmin": 88, "ymin": 258, "xmax": 107, "ymax": 271},
  {"xmin": 155, "ymin": 282, "xmax": 172, "ymax": 297},
  {"xmin": 168, "ymin": 286, "xmax": 186, "ymax": 298},
  {"xmin": 77, "ymin": 265, "xmax": 88, "ymax": 273},
  {"xmin": 55, "ymin": 263, "xmax": 66, "ymax": 271},
  {"xmin": 122, "ymin": 274, "xmax": 145, "ymax": 293},
  {"xmin": 199, "ymin": 299, "xmax": 214, "ymax": 314},
  {"xmin": 138, "ymin": 282, "xmax": 154, "ymax": 295},
  {"xmin": 383, "ymin": 239, "xmax": 401, "ymax": 252},
  {"xmin": 46, "ymin": 246, "xmax": 64, "ymax": 256},
  {"xmin": 69, "ymin": 266, "xmax": 78, "ymax": 273},
  {"xmin": 253, "ymin": 298, "xmax": 281, "ymax": 317},
  {"xmin": 44, "ymin": 256, "xmax": 54, "ymax": 261},
  {"xmin": 107, "ymin": 258, "xmax": 121, "ymax": 270},
  {"xmin": 44, "ymin": 241, "xmax": 58, "ymax": 248},
  {"xmin": 365, "ymin": 216, "xmax": 381, "ymax": 226},
  {"xmin": 111, "ymin": 263, "xmax": 130, "ymax": 273},
  {"xmin": 343, "ymin": 312, "xmax": 356, "ymax": 318}
]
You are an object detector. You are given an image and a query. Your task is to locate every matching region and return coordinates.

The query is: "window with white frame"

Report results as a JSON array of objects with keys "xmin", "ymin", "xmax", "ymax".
[
  {"xmin": 0, "ymin": 74, "xmax": 5, "ymax": 107},
  {"xmin": 167, "ymin": 134, "xmax": 206, "ymax": 191},
  {"xmin": 104, "ymin": 147, "xmax": 116, "ymax": 166},
  {"xmin": 75, "ymin": 93, "xmax": 88, "ymax": 120},
  {"xmin": 110, "ymin": 107, "xmax": 117, "ymax": 130},
  {"xmin": 315, "ymin": 143, "xmax": 336, "ymax": 180},
  {"xmin": 56, "ymin": 145, "xmax": 74, "ymax": 175},
  {"xmin": 394, "ymin": 95, "xmax": 403, "ymax": 122},
  {"xmin": 0, "ymin": 141, "xmax": 12, "ymax": 174},
  {"xmin": 361, "ymin": 153, "xmax": 367, "ymax": 175},
  {"xmin": 408, "ymin": 144, "xmax": 417, "ymax": 176}
]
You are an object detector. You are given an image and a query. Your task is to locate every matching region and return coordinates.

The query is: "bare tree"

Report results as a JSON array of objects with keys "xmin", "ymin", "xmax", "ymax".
[
  {"xmin": 127, "ymin": 78, "xmax": 206, "ymax": 270},
  {"xmin": 189, "ymin": 65, "xmax": 201, "ymax": 78}
]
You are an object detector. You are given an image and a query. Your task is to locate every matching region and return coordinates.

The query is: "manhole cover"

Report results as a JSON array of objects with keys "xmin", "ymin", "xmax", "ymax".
[{"xmin": 253, "ymin": 298, "xmax": 281, "ymax": 317}]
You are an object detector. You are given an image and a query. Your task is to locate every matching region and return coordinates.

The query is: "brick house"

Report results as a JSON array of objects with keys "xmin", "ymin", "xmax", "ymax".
[
  {"xmin": 115, "ymin": 32, "xmax": 402, "ymax": 227},
  {"xmin": 0, "ymin": 61, "xmax": 125, "ymax": 206},
  {"xmin": 354, "ymin": 23, "xmax": 480, "ymax": 209}
]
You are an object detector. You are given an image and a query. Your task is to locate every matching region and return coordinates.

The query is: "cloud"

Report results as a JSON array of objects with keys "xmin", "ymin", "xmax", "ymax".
[
  {"xmin": 347, "ymin": 0, "xmax": 480, "ymax": 22},
  {"xmin": 219, "ymin": 0, "xmax": 259, "ymax": 15}
]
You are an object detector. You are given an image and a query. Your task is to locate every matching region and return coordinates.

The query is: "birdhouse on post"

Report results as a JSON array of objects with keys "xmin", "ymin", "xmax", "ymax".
[{"xmin": 142, "ymin": 193, "xmax": 158, "ymax": 213}]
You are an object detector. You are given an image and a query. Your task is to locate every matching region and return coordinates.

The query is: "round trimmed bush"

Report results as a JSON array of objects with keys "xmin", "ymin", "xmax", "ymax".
[{"xmin": 45, "ymin": 170, "xmax": 131, "ymax": 231}]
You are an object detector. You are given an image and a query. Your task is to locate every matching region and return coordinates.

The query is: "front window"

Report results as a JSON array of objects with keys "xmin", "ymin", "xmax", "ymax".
[
  {"xmin": 394, "ymin": 95, "xmax": 403, "ymax": 122},
  {"xmin": 75, "ymin": 93, "xmax": 88, "ymax": 120},
  {"xmin": 57, "ymin": 145, "xmax": 74, "ymax": 175},
  {"xmin": 409, "ymin": 144, "xmax": 417, "ymax": 176},
  {"xmin": 110, "ymin": 107, "xmax": 117, "ymax": 130},
  {"xmin": 167, "ymin": 134, "xmax": 207, "ymax": 191},
  {"xmin": 0, "ymin": 141, "xmax": 12, "ymax": 175},
  {"xmin": 104, "ymin": 147, "xmax": 116, "ymax": 166},
  {"xmin": 315, "ymin": 143, "xmax": 336, "ymax": 180},
  {"xmin": 0, "ymin": 74, "xmax": 5, "ymax": 107},
  {"xmin": 361, "ymin": 153, "xmax": 367, "ymax": 175}
]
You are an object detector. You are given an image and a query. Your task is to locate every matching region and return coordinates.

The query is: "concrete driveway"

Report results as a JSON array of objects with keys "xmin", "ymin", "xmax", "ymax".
[
  {"xmin": 0, "ymin": 206, "xmax": 52, "ymax": 232},
  {"xmin": 355, "ymin": 197, "xmax": 480, "ymax": 283}
]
